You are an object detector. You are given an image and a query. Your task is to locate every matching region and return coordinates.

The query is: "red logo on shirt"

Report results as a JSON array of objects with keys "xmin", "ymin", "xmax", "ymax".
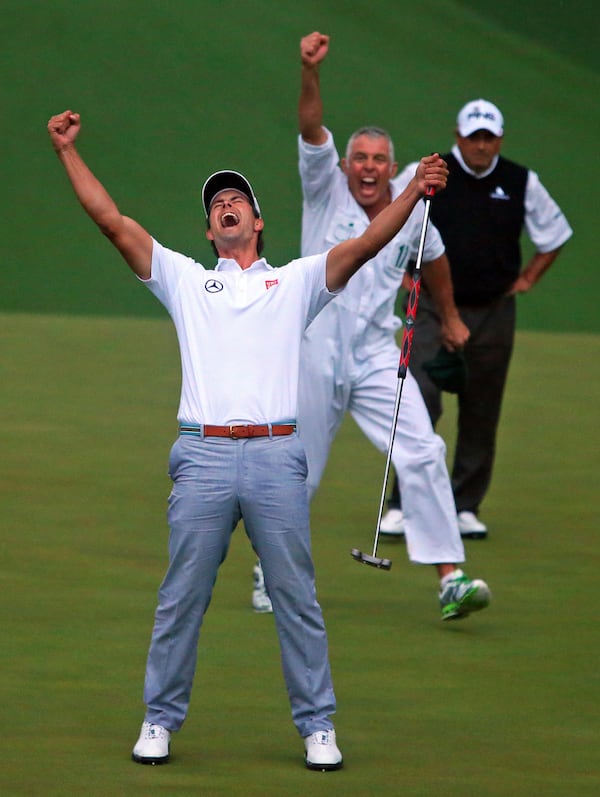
[{"xmin": 265, "ymin": 279, "xmax": 279, "ymax": 290}]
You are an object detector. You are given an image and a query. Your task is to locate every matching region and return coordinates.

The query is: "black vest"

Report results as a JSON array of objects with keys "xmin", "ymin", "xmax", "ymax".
[{"xmin": 430, "ymin": 153, "xmax": 528, "ymax": 305}]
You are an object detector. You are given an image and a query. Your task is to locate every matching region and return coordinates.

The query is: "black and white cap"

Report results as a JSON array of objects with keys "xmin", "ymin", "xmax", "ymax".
[
  {"xmin": 202, "ymin": 170, "xmax": 261, "ymax": 218},
  {"xmin": 457, "ymin": 99, "xmax": 504, "ymax": 138}
]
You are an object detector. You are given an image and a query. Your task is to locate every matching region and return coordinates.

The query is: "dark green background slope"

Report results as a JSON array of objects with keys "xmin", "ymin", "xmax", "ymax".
[
  {"xmin": 2, "ymin": 0, "xmax": 598, "ymax": 330},
  {"xmin": 456, "ymin": 0, "xmax": 599, "ymax": 72}
]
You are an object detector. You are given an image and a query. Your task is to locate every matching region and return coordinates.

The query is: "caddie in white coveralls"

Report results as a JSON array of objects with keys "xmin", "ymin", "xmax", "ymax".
[{"xmin": 252, "ymin": 31, "xmax": 491, "ymax": 621}]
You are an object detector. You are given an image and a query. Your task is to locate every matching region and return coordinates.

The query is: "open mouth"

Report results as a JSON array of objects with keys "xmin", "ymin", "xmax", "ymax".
[
  {"xmin": 359, "ymin": 177, "xmax": 377, "ymax": 194},
  {"xmin": 221, "ymin": 211, "xmax": 239, "ymax": 228}
]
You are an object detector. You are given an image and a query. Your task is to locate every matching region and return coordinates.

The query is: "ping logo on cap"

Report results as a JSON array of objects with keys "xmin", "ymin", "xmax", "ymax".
[{"xmin": 467, "ymin": 109, "xmax": 498, "ymax": 123}]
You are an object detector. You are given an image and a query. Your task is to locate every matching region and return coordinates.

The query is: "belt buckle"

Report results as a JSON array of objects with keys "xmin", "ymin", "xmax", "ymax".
[{"xmin": 229, "ymin": 425, "xmax": 250, "ymax": 439}]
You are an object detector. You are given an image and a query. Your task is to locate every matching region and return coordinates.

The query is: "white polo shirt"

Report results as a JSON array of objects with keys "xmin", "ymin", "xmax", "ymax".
[
  {"xmin": 299, "ymin": 129, "xmax": 445, "ymax": 350},
  {"xmin": 143, "ymin": 240, "xmax": 335, "ymax": 425}
]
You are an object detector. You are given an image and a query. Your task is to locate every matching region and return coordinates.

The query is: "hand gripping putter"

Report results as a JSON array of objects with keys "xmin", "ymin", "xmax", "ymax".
[{"xmin": 351, "ymin": 186, "xmax": 435, "ymax": 570}]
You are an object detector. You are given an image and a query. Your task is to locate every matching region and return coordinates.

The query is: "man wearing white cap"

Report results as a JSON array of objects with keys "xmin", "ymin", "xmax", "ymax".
[
  {"xmin": 382, "ymin": 98, "xmax": 573, "ymax": 538},
  {"xmin": 47, "ymin": 108, "xmax": 448, "ymax": 771}
]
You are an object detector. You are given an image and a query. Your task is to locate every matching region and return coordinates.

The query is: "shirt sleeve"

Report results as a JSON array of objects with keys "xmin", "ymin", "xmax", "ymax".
[
  {"xmin": 394, "ymin": 168, "xmax": 446, "ymax": 263},
  {"xmin": 422, "ymin": 220, "xmax": 446, "ymax": 262},
  {"xmin": 298, "ymin": 127, "xmax": 340, "ymax": 208},
  {"xmin": 289, "ymin": 252, "xmax": 339, "ymax": 329},
  {"xmin": 139, "ymin": 239, "xmax": 200, "ymax": 312},
  {"xmin": 524, "ymin": 170, "xmax": 573, "ymax": 253}
]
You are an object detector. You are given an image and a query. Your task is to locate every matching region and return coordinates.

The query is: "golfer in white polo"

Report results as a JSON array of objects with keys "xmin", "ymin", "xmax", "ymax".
[{"xmin": 48, "ymin": 107, "xmax": 448, "ymax": 771}]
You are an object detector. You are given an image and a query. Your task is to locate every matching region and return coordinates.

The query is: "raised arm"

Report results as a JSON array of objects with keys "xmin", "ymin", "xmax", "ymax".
[
  {"xmin": 299, "ymin": 31, "xmax": 330, "ymax": 145},
  {"xmin": 326, "ymin": 155, "xmax": 448, "ymax": 292},
  {"xmin": 47, "ymin": 111, "xmax": 153, "ymax": 279}
]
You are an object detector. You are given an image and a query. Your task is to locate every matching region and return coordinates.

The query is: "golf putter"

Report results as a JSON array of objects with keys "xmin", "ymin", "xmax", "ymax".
[{"xmin": 351, "ymin": 186, "xmax": 435, "ymax": 571}]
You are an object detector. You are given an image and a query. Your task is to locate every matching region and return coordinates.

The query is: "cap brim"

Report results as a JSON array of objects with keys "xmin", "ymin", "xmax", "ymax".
[{"xmin": 458, "ymin": 122, "xmax": 503, "ymax": 137}]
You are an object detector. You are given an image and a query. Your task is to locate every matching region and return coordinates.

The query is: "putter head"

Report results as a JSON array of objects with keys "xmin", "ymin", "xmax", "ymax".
[{"xmin": 350, "ymin": 548, "xmax": 392, "ymax": 570}]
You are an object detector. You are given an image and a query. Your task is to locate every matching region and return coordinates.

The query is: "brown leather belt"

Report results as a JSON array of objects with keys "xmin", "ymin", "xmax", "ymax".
[{"xmin": 180, "ymin": 423, "xmax": 296, "ymax": 439}]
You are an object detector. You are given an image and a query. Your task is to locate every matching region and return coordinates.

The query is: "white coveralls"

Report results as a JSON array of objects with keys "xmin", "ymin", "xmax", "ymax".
[{"xmin": 297, "ymin": 129, "xmax": 465, "ymax": 564}]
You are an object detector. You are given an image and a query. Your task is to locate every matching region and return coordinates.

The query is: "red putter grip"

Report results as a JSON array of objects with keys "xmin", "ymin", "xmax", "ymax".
[
  {"xmin": 397, "ymin": 176, "xmax": 435, "ymax": 378},
  {"xmin": 397, "ymin": 275, "xmax": 421, "ymax": 379}
]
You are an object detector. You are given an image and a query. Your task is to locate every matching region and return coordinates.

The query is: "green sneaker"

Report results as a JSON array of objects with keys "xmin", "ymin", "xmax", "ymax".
[{"xmin": 439, "ymin": 569, "xmax": 491, "ymax": 621}]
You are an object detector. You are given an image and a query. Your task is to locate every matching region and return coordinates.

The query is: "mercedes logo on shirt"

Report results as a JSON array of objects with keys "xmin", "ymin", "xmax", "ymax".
[{"xmin": 205, "ymin": 279, "xmax": 224, "ymax": 293}]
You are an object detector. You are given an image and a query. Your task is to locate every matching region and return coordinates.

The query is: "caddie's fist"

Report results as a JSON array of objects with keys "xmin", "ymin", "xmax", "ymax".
[
  {"xmin": 47, "ymin": 110, "xmax": 81, "ymax": 152},
  {"xmin": 300, "ymin": 31, "xmax": 330, "ymax": 66}
]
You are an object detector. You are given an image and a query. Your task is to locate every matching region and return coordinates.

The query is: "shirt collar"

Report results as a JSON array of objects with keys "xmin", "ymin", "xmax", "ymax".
[
  {"xmin": 452, "ymin": 144, "xmax": 499, "ymax": 179},
  {"xmin": 215, "ymin": 257, "xmax": 272, "ymax": 272}
]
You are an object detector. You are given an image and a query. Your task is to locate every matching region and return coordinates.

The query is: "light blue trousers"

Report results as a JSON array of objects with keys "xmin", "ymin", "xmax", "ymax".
[{"xmin": 142, "ymin": 433, "xmax": 337, "ymax": 738}]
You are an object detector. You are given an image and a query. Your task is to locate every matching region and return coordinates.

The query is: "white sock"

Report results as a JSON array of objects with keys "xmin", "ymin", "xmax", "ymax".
[{"xmin": 441, "ymin": 568, "xmax": 463, "ymax": 587}]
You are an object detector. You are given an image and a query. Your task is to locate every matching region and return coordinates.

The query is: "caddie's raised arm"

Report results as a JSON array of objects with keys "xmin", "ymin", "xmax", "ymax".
[
  {"xmin": 299, "ymin": 31, "xmax": 330, "ymax": 145},
  {"xmin": 47, "ymin": 110, "xmax": 153, "ymax": 279},
  {"xmin": 325, "ymin": 154, "xmax": 448, "ymax": 292}
]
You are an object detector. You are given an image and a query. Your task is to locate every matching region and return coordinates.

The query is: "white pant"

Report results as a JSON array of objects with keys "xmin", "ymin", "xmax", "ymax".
[{"xmin": 297, "ymin": 333, "xmax": 464, "ymax": 565}]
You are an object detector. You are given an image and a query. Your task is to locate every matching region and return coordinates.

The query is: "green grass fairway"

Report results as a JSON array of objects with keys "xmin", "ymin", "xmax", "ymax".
[{"xmin": 1, "ymin": 312, "xmax": 598, "ymax": 797}]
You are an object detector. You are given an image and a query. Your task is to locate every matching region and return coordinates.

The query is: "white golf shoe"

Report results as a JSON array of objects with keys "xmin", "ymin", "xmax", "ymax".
[
  {"xmin": 304, "ymin": 729, "xmax": 343, "ymax": 771},
  {"xmin": 252, "ymin": 560, "xmax": 273, "ymax": 613},
  {"xmin": 379, "ymin": 508, "xmax": 405, "ymax": 536},
  {"xmin": 132, "ymin": 721, "xmax": 171, "ymax": 765},
  {"xmin": 457, "ymin": 511, "xmax": 488, "ymax": 539}
]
